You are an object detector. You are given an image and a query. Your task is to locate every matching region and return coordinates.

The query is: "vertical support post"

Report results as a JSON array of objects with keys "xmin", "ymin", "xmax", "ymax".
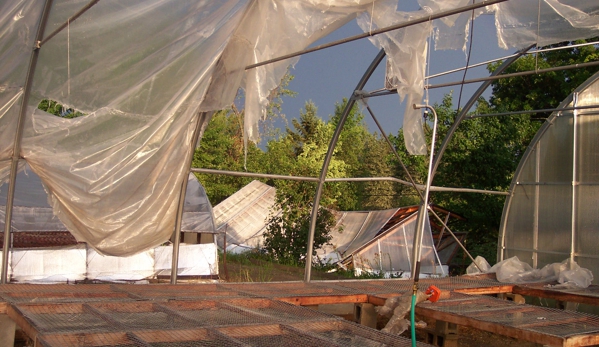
[
  {"xmin": 377, "ymin": 239, "xmax": 383, "ymax": 273},
  {"xmin": 570, "ymin": 93, "xmax": 578, "ymax": 268},
  {"xmin": 533, "ymin": 141, "xmax": 540, "ymax": 268},
  {"xmin": 303, "ymin": 49, "xmax": 386, "ymax": 282},
  {"xmin": 410, "ymin": 105, "xmax": 438, "ymax": 279},
  {"xmin": 0, "ymin": 315, "xmax": 16, "ymax": 347},
  {"xmin": 171, "ymin": 111, "xmax": 212, "ymax": 284},
  {"xmin": 1, "ymin": 0, "xmax": 54, "ymax": 285}
]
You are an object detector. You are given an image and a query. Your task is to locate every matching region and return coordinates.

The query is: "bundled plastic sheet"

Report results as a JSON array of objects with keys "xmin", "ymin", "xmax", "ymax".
[
  {"xmin": 467, "ymin": 256, "xmax": 594, "ymax": 289},
  {"xmin": 1, "ymin": 0, "xmax": 598, "ymax": 256}
]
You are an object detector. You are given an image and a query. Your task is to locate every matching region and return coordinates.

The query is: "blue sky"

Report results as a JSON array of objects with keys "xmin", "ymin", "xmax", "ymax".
[{"xmin": 275, "ymin": 13, "xmax": 510, "ymax": 138}]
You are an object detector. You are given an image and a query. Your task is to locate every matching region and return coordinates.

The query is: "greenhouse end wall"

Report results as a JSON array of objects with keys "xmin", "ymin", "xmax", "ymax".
[{"xmin": 499, "ymin": 72, "xmax": 599, "ymax": 285}]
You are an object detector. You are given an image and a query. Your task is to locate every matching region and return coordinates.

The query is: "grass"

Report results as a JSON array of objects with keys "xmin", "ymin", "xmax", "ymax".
[{"xmin": 218, "ymin": 249, "xmax": 405, "ymax": 282}]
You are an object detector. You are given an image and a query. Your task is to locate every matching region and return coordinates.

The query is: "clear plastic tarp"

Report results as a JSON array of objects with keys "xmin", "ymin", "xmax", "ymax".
[
  {"xmin": 499, "ymin": 72, "xmax": 599, "ymax": 285},
  {"xmin": 2, "ymin": 0, "xmax": 599, "ymax": 256},
  {"xmin": 318, "ymin": 209, "xmax": 398, "ymax": 263},
  {"xmin": 0, "ymin": 167, "xmax": 215, "ymax": 234},
  {"xmin": 213, "ymin": 180, "xmax": 278, "ymax": 253},
  {"xmin": 351, "ymin": 213, "xmax": 444, "ymax": 277}
]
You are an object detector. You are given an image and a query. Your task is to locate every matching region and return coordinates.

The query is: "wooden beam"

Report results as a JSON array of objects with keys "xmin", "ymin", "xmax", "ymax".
[
  {"xmin": 512, "ymin": 285, "xmax": 599, "ymax": 306},
  {"xmin": 6, "ymin": 304, "xmax": 39, "ymax": 345},
  {"xmin": 415, "ymin": 305, "xmax": 566, "ymax": 347},
  {"xmin": 454, "ymin": 284, "xmax": 514, "ymax": 295},
  {"xmin": 275, "ymin": 294, "xmax": 369, "ymax": 306},
  {"xmin": 132, "ymin": 329, "xmax": 211, "ymax": 343},
  {"xmin": 38, "ymin": 332, "xmax": 132, "ymax": 347},
  {"xmin": 564, "ymin": 334, "xmax": 599, "ymax": 347}
]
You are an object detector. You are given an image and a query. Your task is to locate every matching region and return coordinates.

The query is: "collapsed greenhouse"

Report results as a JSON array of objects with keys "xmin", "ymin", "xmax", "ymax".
[{"xmin": 1, "ymin": 0, "xmax": 599, "ymax": 346}]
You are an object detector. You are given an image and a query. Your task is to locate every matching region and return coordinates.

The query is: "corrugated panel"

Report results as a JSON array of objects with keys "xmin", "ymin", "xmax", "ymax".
[
  {"xmin": 213, "ymin": 180, "xmax": 274, "ymax": 227},
  {"xmin": 341, "ymin": 209, "xmax": 400, "ymax": 257},
  {"xmin": 318, "ymin": 209, "xmax": 398, "ymax": 263},
  {"xmin": 214, "ymin": 181, "xmax": 279, "ymax": 250}
]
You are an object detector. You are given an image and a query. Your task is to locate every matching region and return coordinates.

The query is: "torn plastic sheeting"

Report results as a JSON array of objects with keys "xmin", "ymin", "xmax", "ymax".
[
  {"xmin": 9, "ymin": 0, "xmax": 247, "ymax": 256},
  {"xmin": 494, "ymin": 1, "xmax": 599, "ymax": 50},
  {"xmin": 10, "ymin": 244, "xmax": 87, "ymax": 283},
  {"xmin": 154, "ymin": 243, "xmax": 218, "ymax": 277},
  {"xmin": 469, "ymin": 256, "xmax": 594, "ymax": 289},
  {"xmin": 378, "ymin": 290, "xmax": 429, "ymax": 335},
  {"xmin": 2, "ymin": 0, "xmax": 599, "ymax": 258}
]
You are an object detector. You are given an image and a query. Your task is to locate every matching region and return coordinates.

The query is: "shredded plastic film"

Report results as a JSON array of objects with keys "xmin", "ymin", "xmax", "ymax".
[{"xmin": 1, "ymin": 0, "xmax": 599, "ymax": 256}]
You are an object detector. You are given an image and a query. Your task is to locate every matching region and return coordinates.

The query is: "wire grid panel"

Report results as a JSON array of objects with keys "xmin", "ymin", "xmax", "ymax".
[
  {"xmin": 12, "ymin": 297, "xmax": 342, "ymax": 334},
  {"xmin": 217, "ymin": 297, "xmax": 342, "ymax": 323},
  {"xmin": 286, "ymin": 320, "xmax": 434, "ymax": 347},
  {"xmin": 420, "ymin": 292, "xmax": 599, "ymax": 339},
  {"xmin": 112, "ymin": 283, "xmax": 251, "ymax": 301},
  {"xmin": 217, "ymin": 281, "xmax": 359, "ymax": 297}
]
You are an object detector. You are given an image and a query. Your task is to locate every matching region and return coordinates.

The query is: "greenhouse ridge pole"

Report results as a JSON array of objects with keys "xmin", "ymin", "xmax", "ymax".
[
  {"xmin": 1, "ymin": 0, "xmax": 54, "ymax": 285},
  {"xmin": 303, "ymin": 49, "xmax": 386, "ymax": 283},
  {"xmin": 171, "ymin": 111, "xmax": 212, "ymax": 284},
  {"xmin": 191, "ymin": 168, "xmax": 507, "ymax": 195},
  {"xmin": 245, "ymin": 0, "xmax": 508, "ymax": 70}
]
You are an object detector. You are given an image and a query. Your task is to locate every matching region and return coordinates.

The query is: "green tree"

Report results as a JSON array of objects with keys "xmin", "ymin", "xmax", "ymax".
[
  {"xmin": 358, "ymin": 134, "xmax": 397, "ymax": 210},
  {"xmin": 489, "ymin": 38, "xmax": 599, "ymax": 119},
  {"xmin": 390, "ymin": 94, "xmax": 539, "ymax": 264},
  {"xmin": 262, "ymin": 102, "xmax": 348, "ymax": 264},
  {"xmin": 37, "ymin": 99, "xmax": 85, "ymax": 118},
  {"xmin": 391, "ymin": 39, "xmax": 599, "ymax": 265},
  {"xmin": 192, "ymin": 108, "xmax": 265, "ymax": 205}
]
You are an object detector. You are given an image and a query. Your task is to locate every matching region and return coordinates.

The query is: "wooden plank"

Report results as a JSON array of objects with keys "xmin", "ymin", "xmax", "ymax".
[
  {"xmin": 368, "ymin": 295, "xmax": 388, "ymax": 307},
  {"xmin": 564, "ymin": 334, "xmax": 599, "ymax": 347},
  {"xmin": 415, "ymin": 304, "xmax": 566, "ymax": 347},
  {"xmin": 91, "ymin": 301, "xmax": 155, "ymax": 313},
  {"xmin": 217, "ymin": 324, "xmax": 283, "ymax": 338},
  {"xmin": 37, "ymin": 332, "xmax": 132, "ymax": 347},
  {"xmin": 12, "ymin": 303, "xmax": 84, "ymax": 315},
  {"xmin": 454, "ymin": 284, "xmax": 514, "ymax": 295},
  {"xmin": 513, "ymin": 285, "xmax": 599, "ymax": 306},
  {"xmin": 6, "ymin": 304, "xmax": 39, "ymax": 345},
  {"xmin": 517, "ymin": 315, "xmax": 598, "ymax": 330},
  {"xmin": 276, "ymin": 294, "xmax": 369, "ymax": 306},
  {"xmin": 133, "ymin": 329, "xmax": 212, "ymax": 343}
]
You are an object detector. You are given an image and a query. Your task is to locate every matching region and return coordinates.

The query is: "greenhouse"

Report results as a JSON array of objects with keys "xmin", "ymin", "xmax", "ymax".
[
  {"xmin": 499, "ymin": 71, "xmax": 599, "ymax": 285},
  {"xmin": 2, "ymin": 0, "xmax": 599, "ymax": 346}
]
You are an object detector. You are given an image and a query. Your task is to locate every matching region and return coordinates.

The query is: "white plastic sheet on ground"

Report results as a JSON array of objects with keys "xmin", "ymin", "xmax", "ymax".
[
  {"xmin": 154, "ymin": 243, "xmax": 218, "ymax": 277},
  {"xmin": 11, "ymin": 244, "xmax": 86, "ymax": 283},
  {"xmin": 86, "ymin": 247, "xmax": 155, "ymax": 281},
  {"xmin": 2, "ymin": 0, "xmax": 599, "ymax": 256},
  {"xmin": 467, "ymin": 256, "xmax": 594, "ymax": 289}
]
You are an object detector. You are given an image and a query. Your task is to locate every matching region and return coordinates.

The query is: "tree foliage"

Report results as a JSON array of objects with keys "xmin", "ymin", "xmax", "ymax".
[
  {"xmin": 197, "ymin": 39, "xmax": 599, "ymax": 267},
  {"xmin": 192, "ymin": 107, "xmax": 264, "ymax": 205}
]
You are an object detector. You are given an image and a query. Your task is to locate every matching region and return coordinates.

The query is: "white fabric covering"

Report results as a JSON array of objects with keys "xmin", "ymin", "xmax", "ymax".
[
  {"xmin": 86, "ymin": 247, "xmax": 155, "ymax": 281},
  {"xmin": 11, "ymin": 244, "xmax": 86, "ymax": 283},
  {"xmin": 154, "ymin": 243, "xmax": 218, "ymax": 277}
]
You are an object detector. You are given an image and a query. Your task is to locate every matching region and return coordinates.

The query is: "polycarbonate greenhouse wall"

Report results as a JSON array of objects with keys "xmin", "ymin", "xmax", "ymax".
[{"xmin": 499, "ymin": 71, "xmax": 599, "ymax": 284}]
